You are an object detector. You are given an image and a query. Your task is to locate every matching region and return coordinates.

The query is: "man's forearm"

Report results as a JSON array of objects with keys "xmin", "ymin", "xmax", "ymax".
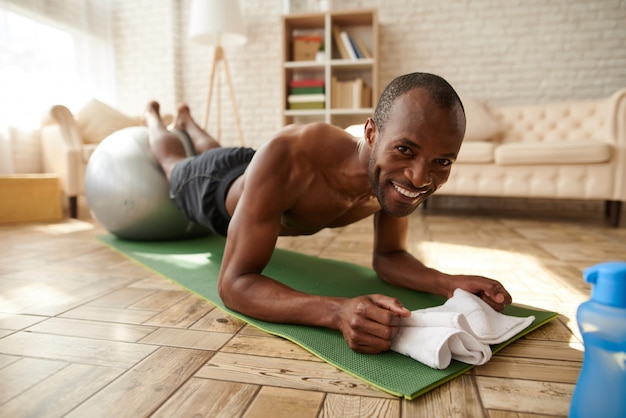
[
  {"xmin": 219, "ymin": 273, "xmax": 345, "ymax": 329},
  {"xmin": 373, "ymin": 250, "xmax": 453, "ymax": 297}
]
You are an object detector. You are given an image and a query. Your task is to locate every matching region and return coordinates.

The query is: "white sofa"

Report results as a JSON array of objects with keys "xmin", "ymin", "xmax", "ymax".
[
  {"xmin": 348, "ymin": 88, "xmax": 626, "ymax": 227},
  {"xmin": 442, "ymin": 89, "xmax": 626, "ymax": 227}
]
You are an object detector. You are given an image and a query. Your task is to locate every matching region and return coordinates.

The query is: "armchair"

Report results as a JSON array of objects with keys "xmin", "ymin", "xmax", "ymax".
[{"xmin": 40, "ymin": 99, "xmax": 171, "ymax": 218}]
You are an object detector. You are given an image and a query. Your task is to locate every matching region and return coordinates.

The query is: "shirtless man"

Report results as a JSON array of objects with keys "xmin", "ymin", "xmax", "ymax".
[{"xmin": 146, "ymin": 72, "xmax": 512, "ymax": 354}]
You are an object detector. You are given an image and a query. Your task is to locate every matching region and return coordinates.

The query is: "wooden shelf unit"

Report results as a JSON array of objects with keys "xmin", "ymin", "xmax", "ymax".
[{"xmin": 281, "ymin": 9, "xmax": 378, "ymax": 128}]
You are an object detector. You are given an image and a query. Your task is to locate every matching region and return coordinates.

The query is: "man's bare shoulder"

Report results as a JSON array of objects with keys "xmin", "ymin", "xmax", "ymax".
[{"xmin": 263, "ymin": 122, "xmax": 358, "ymax": 160}]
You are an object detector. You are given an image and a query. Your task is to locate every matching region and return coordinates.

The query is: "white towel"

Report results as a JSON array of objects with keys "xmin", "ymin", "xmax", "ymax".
[
  {"xmin": 392, "ymin": 325, "xmax": 492, "ymax": 369},
  {"xmin": 391, "ymin": 289, "xmax": 535, "ymax": 369}
]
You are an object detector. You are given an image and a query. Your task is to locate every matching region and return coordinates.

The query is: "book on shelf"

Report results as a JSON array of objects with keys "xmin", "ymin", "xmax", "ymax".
[
  {"xmin": 287, "ymin": 93, "xmax": 325, "ymax": 103},
  {"xmin": 331, "ymin": 77, "xmax": 371, "ymax": 109},
  {"xmin": 289, "ymin": 79, "xmax": 325, "ymax": 88},
  {"xmin": 351, "ymin": 33, "xmax": 372, "ymax": 59},
  {"xmin": 339, "ymin": 31, "xmax": 358, "ymax": 60},
  {"xmin": 291, "ymin": 86, "xmax": 325, "ymax": 95},
  {"xmin": 287, "ymin": 93, "xmax": 325, "ymax": 110},
  {"xmin": 332, "ymin": 25, "xmax": 371, "ymax": 60},
  {"xmin": 288, "ymin": 102, "xmax": 325, "ymax": 110},
  {"xmin": 331, "ymin": 25, "xmax": 350, "ymax": 59}
]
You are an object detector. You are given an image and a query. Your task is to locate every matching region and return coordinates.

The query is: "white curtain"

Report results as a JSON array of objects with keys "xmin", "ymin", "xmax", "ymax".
[{"xmin": 0, "ymin": 0, "xmax": 114, "ymax": 173}]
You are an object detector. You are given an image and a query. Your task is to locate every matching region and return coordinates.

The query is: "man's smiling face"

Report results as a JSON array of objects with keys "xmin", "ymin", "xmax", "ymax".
[{"xmin": 366, "ymin": 88, "xmax": 466, "ymax": 217}]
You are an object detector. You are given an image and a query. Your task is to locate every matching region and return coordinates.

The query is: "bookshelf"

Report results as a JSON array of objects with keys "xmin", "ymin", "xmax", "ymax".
[{"xmin": 281, "ymin": 9, "xmax": 378, "ymax": 128}]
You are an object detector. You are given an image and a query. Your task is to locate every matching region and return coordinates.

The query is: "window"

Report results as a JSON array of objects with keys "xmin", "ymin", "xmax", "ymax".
[{"xmin": 0, "ymin": 6, "xmax": 114, "ymax": 128}]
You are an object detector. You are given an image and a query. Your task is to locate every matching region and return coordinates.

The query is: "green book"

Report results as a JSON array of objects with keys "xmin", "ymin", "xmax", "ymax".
[{"xmin": 291, "ymin": 86, "xmax": 325, "ymax": 95}]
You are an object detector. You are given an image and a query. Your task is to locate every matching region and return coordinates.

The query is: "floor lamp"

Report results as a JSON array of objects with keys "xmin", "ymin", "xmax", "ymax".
[{"xmin": 188, "ymin": 0, "xmax": 247, "ymax": 146}]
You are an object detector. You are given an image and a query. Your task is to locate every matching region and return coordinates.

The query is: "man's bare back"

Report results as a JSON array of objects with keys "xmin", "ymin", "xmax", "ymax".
[
  {"xmin": 226, "ymin": 122, "xmax": 380, "ymax": 236},
  {"xmin": 147, "ymin": 72, "xmax": 513, "ymax": 354}
]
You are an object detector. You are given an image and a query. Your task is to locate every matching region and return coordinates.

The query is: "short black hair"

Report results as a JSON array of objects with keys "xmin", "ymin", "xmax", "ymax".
[{"xmin": 373, "ymin": 72, "xmax": 464, "ymax": 133}]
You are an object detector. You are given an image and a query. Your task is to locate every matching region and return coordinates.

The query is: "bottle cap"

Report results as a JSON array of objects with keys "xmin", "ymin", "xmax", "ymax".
[{"xmin": 584, "ymin": 261, "xmax": 626, "ymax": 308}]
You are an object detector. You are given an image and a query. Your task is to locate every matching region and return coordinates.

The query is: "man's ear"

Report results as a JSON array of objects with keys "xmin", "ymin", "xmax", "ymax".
[{"xmin": 364, "ymin": 118, "xmax": 377, "ymax": 147}]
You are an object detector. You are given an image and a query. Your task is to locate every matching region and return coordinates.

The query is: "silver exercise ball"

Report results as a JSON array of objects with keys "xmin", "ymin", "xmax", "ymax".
[{"xmin": 85, "ymin": 126, "xmax": 209, "ymax": 240}]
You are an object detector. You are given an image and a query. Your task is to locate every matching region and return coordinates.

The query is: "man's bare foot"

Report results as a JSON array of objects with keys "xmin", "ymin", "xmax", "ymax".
[
  {"xmin": 173, "ymin": 103, "xmax": 193, "ymax": 131},
  {"xmin": 144, "ymin": 101, "xmax": 167, "ymax": 131},
  {"xmin": 144, "ymin": 101, "xmax": 187, "ymax": 180},
  {"xmin": 173, "ymin": 103, "xmax": 221, "ymax": 153}
]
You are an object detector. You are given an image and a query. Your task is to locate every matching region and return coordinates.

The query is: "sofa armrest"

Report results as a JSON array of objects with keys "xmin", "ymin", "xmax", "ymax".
[
  {"xmin": 608, "ymin": 88, "xmax": 626, "ymax": 201},
  {"xmin": 41, "ymin": 105, "xmax": 84, "ymax": 151},
  {"xmin": 40, "ymin": 124, "xmax": 82, "ymax": 196}
]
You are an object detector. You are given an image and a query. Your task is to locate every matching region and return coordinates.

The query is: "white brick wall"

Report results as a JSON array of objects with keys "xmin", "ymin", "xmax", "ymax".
[
  {"xmin": 112, "ymin": 0, "xmax": 180, "ymax": 116},
  {"xmin": 112, "ymin": 0, "xmax": 626, "ymax": 150}
]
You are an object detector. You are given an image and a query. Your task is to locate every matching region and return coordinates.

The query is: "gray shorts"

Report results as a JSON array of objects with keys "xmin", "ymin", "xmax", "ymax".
[{"xmin": 169, "ymin": 147, "xmax": 255, "ymax": 236}]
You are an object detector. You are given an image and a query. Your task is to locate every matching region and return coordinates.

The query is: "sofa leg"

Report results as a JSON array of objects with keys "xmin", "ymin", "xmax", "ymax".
[
  {"xmin": 605, "ymin": 200, "xmax": 622, "ymax": 228},
  {"xmin": 69, "ymin": 196, "xmax": 78, "ymax": 218}
]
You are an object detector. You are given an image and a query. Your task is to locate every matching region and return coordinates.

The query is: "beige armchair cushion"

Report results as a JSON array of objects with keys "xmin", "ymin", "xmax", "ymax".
[
  {"xmin": 462, "ymin": 97, "xmax": 504, "ymax": 142},
  {"xmin": 76, "ymin": 99, "xmax": 141, "ymax": 144}
]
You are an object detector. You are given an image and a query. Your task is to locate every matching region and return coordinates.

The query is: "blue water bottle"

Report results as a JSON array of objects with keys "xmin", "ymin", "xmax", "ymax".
[{"xmin": 570, "ymin": 261, "xmax": 626, "ymax": 418}]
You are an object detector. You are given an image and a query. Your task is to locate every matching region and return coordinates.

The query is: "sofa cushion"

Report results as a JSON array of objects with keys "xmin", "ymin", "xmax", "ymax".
[
  {"xmin": 456, "ymin": 141, "xmax": 496, "ymax": 163},
  {"xmin": 462, "ymin": 97, "xmax": 504, "ymax": 142},
  {"xmin": 495, "ymin": 140, "xmax": 612, "ymax": 165},
  {"xmin": 345, "ymin": 124, "xmax": 365, "ymax": 137},
  {"xmin": 76, "ymin": 99, "xmax": 141, "ymax": 144}
]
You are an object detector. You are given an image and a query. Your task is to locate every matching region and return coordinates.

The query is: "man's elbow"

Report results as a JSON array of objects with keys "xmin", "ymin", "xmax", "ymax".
[
  {"xmin": 218, "ymin": 274, "xmax": 238, "ymax": 311},
  {"xmin": 372, "ymin": 253, "xmax": 393, "ymax": 284}
]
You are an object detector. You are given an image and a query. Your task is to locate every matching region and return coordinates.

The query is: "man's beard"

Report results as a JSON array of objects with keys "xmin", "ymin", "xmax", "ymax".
[{"xmin": 367, "ymin": 153, "xmax": 419, "ymax": 218}]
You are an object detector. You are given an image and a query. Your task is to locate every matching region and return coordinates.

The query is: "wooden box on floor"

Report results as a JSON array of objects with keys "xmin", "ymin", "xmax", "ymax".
[{"xmin": 0, "ymin": 174, "xmax": 63, "ymax": 224}]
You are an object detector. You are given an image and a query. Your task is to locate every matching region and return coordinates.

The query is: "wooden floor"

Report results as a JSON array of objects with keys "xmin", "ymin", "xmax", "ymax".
[{"xmin": 1, "ymin": 200, "xmax": 625, "ymax": 417}]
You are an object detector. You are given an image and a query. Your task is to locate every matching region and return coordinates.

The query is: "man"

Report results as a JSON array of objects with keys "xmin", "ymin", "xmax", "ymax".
[{"xmin": 146, "ymin": 72, "xmax": 512, "ymax": 354}]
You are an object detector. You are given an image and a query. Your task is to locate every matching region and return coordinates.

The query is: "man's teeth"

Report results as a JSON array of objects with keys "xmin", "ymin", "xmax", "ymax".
[{"xmin": 393, "ymin": 183, "xmax": 424, "ymax": 199}]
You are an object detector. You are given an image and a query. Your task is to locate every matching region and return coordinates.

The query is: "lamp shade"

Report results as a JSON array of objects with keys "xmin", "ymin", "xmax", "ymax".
[{"xmin": 188, "ymin": 0, "xmax": 247, "ymax": 46}]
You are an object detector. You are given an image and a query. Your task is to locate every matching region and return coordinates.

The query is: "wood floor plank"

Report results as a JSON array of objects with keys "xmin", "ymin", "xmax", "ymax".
[
  {"xmin": 198, "ymin": 352, "xmax": 393, "ymax": 398},
  {"xmin": 27, "ymin": 317, "xmax": 156, "ymax": 342},
  {"xmin": 476, "ymin": 376, "xmax": 574, "ymax": 416},
  {"xmin": 538, "ymin": 241, "xmax": 626, "ymax": 263},
  {"xmin": 130, "ymin": 289, "xmax": 190, "ymax": 310},
  {"xmin": 65, "ymin": 347, "xmax": 213, "ymax": 418},
  {"xmin": 89, "ymin": 287, "xmax": 158, "ymax": 308},
  {"xmin": 487, "ymin": 410, "xmax": 557, "ymax": 418},
  {"xmin": 0, "ymin": 358, "xmax": 67, "ymax": 404},
  {"xmin": 189, "ymin": 307, "xmax": 246, "ymax": 333},
  {"xmin": 0, "ymin": 363, "xmax": 123, "ymax": 418},
  {"xmin": 60, "ymin": 304, "xmax": 160, "ymax": 325},
  {"xmin": 19, "ymin": 276, "xmax": 139, "ymax": 317},
  {"xmin": 402, "ymin": 374, "xmax": 484, "ymax": 418},
  {"xmin": 523, "ymin": 316, "xmax": 578, "ymax": 342},
  {"xmin": 0, "ymin": 277, "xmax": 87, "ymax": 314},
  {"xmin": 0, "ymin": 313, "xmax": 46, "ymax": 330},
  {"xmin": 128, "ymin": 276, "xmax": 185, "ymax": 290},
  {"xmin": 0, "ymin": 331, "xmax": 156, "ymax": 368},
  {"xmin": 142, "ymin": 294, "xmax": 214, "ymax": 328},
  {"xmin": 0, "ymin": 353, "xmax": 20, "ymax": 369},
  {"xmin": 139, "ymin": 327, "xmax": 233, "ymax": 350},
  {"xmin": 475, "ymin": 356, "xmax": 581, "ymax": 384},
  {"xmin": 239, "ymin": 324, "xmax": 273, "ymax": 337},
  {"xmin": 243, "ymin": 386, "xmax": 325, "ymax": 418},
  {"xmin": 152, "ymin": 378, "xmax": 258, "ymax": 418},
  {"xmin": 321, "ymin": 393, "xmax": 400, "ymax": 418},
  {"xmin": 496, "ymin": 338, "xmax": 583, "ymax": 362},
  {"xmin": 221, "ymin": 334, "xmax": 322, "ymax": 362}
]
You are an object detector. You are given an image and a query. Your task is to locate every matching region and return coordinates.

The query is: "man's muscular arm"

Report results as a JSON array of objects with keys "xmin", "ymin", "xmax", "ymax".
[
  {"xmin": 218, "ymin": 136, "xmax": 408, "ymax": 353},
  {"xmin": 372, "ymin": 211, "xmax": 512, "ymax": 311}
]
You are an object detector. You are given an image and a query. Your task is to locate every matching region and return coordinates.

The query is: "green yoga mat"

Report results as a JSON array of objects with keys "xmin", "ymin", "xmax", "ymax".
[{"xmin": 99, "ymin": 234, "xmax": 558, "ymax": 400}]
